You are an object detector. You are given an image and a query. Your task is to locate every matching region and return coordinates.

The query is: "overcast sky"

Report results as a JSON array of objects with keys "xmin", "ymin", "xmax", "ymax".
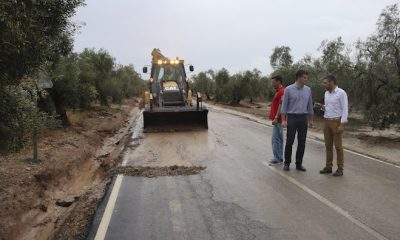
[{"xmin": 73, "ymin": 0, "xmax": 398, "ymax": 77}]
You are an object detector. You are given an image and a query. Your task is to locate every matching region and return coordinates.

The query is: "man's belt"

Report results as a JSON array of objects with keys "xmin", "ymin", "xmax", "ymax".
[{"xmin": 325, "ymin": 117, "xmax": 341, "ymax": 120}]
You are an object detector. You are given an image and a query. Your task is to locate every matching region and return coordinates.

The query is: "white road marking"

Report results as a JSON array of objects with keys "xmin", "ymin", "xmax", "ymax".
[
  {"xmin": 208, "ymin": 105, "xmax": 400, "ymax": 169},
  {"xmin": 166, "ymin": 178, "xmax": 187, "ymax": 238},
  {"xmin": 94, "ymin": 112, "xmax": 144, "ymax": 239},
  {"xmin": 95, "ymin": 111, "xmax": 143, "ymax": 240},
  {"xmin": 307, "ymin": 137, "xmax": 400, "ymax": 169},
  {"xmin": 94, "ymin": 174, "xmax": 123, "ymax": 240},
  {"xmin": 263, "ymin": 162, "xmax": 389, "ymax": 240},
  {"xmin": 94, "ymin": 108, "xmax": 397, "ymax": 239}
]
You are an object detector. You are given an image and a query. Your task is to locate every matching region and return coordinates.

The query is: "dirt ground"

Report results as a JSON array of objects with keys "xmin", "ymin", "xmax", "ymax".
[
  {"xmin": 0, "ymin": 98, "xmax": 140, "ymax": 240},
  {"xmin": 206, "ymin": 99, "xmax": 400, "ymax": 165}
]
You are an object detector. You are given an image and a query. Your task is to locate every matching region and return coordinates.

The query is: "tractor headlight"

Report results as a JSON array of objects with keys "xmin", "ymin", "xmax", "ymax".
[{"xmin": 150, "ymin": 78, "xmax": 154, "ymax": 83}]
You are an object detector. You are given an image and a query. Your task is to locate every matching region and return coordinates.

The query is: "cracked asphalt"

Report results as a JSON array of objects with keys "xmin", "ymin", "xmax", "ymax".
[{"xmin": 88, "ymin": 109, "xmax": 400, "ymax": 240}]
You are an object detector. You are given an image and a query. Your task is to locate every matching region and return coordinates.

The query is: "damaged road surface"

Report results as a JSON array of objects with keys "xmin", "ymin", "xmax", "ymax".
[
  {"xmin": 88, "ymin": 109, "xmax": 400, "ymax": 240},
  {"xmin": 111, "ymin": 165, "xmax": 206, "ymax": 177}
]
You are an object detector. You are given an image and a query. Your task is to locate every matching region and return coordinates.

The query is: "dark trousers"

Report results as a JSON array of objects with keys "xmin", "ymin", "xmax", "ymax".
[{"xmin": 284, "ymin": 114, "xmax": 308, "ymax": 166}]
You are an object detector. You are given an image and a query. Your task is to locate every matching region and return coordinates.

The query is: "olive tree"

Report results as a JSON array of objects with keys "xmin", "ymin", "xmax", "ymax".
[{"xmin": 355, "ymin": 4, "xmax": 400, "ymax": 128}]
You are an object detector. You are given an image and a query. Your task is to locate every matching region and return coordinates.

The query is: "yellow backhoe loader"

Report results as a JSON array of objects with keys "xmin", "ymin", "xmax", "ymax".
[{"xmin": 142, "ymin": 49, "xmax": 208, "ymax": 129}]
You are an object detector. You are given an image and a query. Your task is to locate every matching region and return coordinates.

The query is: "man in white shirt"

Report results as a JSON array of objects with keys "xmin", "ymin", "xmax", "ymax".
[{"xmin": 314, "ymin": 75, "xmax": 348, "ymax": 176}]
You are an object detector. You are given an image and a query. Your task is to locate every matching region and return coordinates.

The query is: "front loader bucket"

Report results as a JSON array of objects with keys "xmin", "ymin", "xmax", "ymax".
[{"xmin": 143, "ymin": 107, "xmax": 208, "ymax": 131}]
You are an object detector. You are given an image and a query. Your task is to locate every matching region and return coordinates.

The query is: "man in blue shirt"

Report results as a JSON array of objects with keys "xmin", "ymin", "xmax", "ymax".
[{"xmin": 281, "ymin": 70, "xmax": 314, "ymax": 171}]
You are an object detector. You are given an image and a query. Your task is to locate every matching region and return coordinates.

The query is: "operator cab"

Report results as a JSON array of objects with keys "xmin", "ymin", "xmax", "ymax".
[
  {"xmin": 149, "ymin": 63, "xmax": 189, "ymax": 107},
  {"xmin": 141, "ymin": 49, "xmax": 207, "ymax": 129}
]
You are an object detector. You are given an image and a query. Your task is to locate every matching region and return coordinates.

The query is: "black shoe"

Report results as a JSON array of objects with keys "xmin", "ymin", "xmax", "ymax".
[
  {"xmin": 333, "ymin": 169, "xmax": 343, "ymax": 176},
  {"xmin": 296, "ymin": 165, "xmax": 306, "ymax": 171},
  {"xmin": 319, "ymin": 167, "xmax": 332, "ymax": 174},
  {"xmin": 269, "ymin": 160, "xmax": 283, "ymax": 166},
  {"xmin": 283, "ymin": 164, "xmax": 290, "ymax": 171}
]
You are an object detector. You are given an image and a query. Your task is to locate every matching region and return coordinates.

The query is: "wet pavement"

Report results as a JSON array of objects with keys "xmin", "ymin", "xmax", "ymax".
[{"xmin": 88, "ymin": 109, "xmax": 400, "ymax": 240}]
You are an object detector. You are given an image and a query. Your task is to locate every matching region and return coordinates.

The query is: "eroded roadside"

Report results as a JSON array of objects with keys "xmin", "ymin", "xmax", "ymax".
[{"xmin": 0, "ymin": 98, "xmax": 141, "ymax": 240}]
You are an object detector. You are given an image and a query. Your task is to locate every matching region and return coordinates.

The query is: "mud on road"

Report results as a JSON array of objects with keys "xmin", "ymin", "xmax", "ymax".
[{"xmin": 111, "ymin": 165, "xmax": 206, "ymax": 178}]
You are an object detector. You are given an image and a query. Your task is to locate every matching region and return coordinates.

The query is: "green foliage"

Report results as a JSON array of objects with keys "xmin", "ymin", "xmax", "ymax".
[
  {"xmin": 192, "ymin": 71, "xmax": 215, "ymax": 99},
  {"xmin": 114, "ymin": 64, "xmax": 144, "ymax": 99},
  {"xmin": 0, "ymin": 0, "xmax": 85, "ymax": 86},
  {"xmin": 270, "ymin": 46, "xmax": 293, "ymax": 70},
  {"xmin": 50, "ymin": 49, "xmax": 144, "ymax": 111},
  {"xmin": 259, "ymin": 76, "xmax": 275, "ymax": 99},
  {"xmin": 51, "ymin": 53, "xmax": 95, "ymax": 109},
  {"xmin": 193, "ymin": 68, "xmax": 269, "ymax": 105},
  {"xmin": 245, "ymin": 69, "xmax": 262, "ymax": 103},
  {"xmin": 79, "ymin": 49, "xmax": 115, "ymax": 105},
  {"xmin": 318, "ymin": 37, "xmax": 357, "ymax": 103},
  {"xmin": 0, "ymin": 0, "xmax": 83, "ymax": 154},
  {"xmin": 1, "ymin": 48, "xmax": 144, "ymax": 154},
  {"xmin": 355, "ymin": 4, "xmax": 400, "ymax": 128},
  {"xmin": 214, "ymin": 68, "xmax": 233, "ymax": 103},
  {"xmin": 229, "ymin": 70, "xmax": 261, "ymax": 104},
  {"xmin": 268, "ymin": 4, "xmax": 400, "ymax": 128},
  {"xmin": 0, "ymin": 86, "xmax": 59, "ymax": 154}
]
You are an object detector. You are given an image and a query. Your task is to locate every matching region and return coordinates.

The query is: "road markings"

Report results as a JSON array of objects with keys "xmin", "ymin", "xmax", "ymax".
[
  {"xmin": 166, "ymin": 178, "xmax": 187, "ymax": 238},
  {"xmin": 306, "ymin": 137, "xmax": 400, "ymax": 169},
  {"xmin": 94, "ymin": 174, "xmax": 123, "ymax": 240},
  {"xmin": 208, "ymin": 105, "xmax": 400, "ymax": 169},
  {"xmin": 263, "ymin": 162, "xmax": 389, "ymax": 240},
  {"xmin": 94, "ymin": 113, "xmax": 145, "ymax": 239}
]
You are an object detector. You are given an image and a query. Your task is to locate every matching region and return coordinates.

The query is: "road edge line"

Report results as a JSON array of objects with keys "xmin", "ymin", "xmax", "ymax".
[
  {"xmin": 207, "ymin": 104, "xmax": 400, "ymax": 169},
  {"xmin": 306, "ymin": 137, "xmax": 400, "ymax": 169},
  {"xmin": 263, "ymin": 162, "xmax": 388, "ymax": 240},
  {"xmin": 93, "ymin": 110, "xmax": 143, "ymax": 239},
  {"xmin": 94, "ymin": 174, "xmax": 123, "ymax": 240}
]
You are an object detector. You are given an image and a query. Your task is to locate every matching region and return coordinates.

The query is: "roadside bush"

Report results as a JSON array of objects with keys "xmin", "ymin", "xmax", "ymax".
[
  {"xmin": 48, "ymin": 49, "xmax": 144, "ymax": 125},
  {"xmin": 0, "ymin": 86, "xmax": 59, "ymax": 154},
  {"xmin": 195, "ymin": 68, "xmax": 271, "ymax": 105}
]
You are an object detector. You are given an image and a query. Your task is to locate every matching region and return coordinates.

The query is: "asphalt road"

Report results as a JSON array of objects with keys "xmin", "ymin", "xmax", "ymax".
[{"xmin": 88, "ymin": 108, "xmax": 400, "ymax": 240}]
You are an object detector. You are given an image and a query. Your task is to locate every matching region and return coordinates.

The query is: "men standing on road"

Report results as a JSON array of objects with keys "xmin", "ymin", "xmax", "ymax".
[
  {"xmin": 269, "ymin": 76, "xmax": 285, "ymax": 166},
  {"xmin": 281, "ymin": 70, "xmax": 314, "ymax": 171},
  {"xmin": 315, "ymin": 75, "xmax": 348, "ymax": 176}
]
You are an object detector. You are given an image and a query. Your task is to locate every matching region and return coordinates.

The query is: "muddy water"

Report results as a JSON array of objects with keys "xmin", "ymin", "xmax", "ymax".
[{"xmin": 122, "ymin": 115, "xmax": 216, "ymax": 167}]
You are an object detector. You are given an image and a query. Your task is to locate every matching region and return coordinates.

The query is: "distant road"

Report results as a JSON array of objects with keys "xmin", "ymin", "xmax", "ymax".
[{"xmin": 88, "ymin": 108, "xmax": 400, "ymax": 240}]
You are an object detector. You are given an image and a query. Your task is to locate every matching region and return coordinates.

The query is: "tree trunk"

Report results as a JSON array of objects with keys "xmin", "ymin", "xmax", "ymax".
[
  {"xmin": 394, "ymin": 46, "xmax": 400, "ymax": 82},
  {"xmin": 55, "ymin": 104, "xmax": 70, "ymax": 127},
  {"xmin": 49, "ymin": 90, "xmax": 70, "ymax": 127}
]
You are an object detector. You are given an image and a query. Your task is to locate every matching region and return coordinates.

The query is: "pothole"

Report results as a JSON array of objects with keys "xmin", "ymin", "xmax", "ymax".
[{"xmin": 111, "ymin": 165, "xmax": 206, "ymax": 178}]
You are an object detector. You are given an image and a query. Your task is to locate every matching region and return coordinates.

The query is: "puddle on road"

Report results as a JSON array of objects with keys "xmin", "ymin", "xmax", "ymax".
[
  {"xmin": 111, "ymin": 165, "xmax": 206, "ymax": 178},
  {"xmin": 116, "ymin": 111, "xmax": 209, "ymax": 177}
]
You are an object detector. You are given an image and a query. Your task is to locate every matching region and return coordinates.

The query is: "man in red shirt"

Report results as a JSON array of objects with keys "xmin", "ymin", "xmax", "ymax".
[{"xmin": 269, "ymin": 76, "xmax": 285, "ymax": 165}]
